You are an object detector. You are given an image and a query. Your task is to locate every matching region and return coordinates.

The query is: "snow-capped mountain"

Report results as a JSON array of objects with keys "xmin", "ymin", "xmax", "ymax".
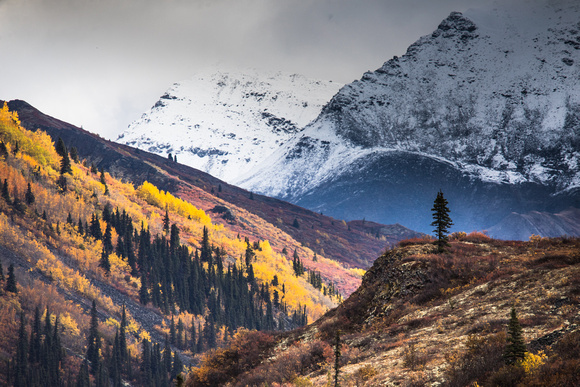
[
  {"xmin": 239, "ymin": 0, "xmax": 580, "ymax": 235},
  {"xmin": 118, "ymin": 70, "xmax": 341, "ymax": 182}
]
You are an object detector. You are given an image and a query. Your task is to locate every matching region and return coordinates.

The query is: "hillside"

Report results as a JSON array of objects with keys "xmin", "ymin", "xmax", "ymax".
[
  {"xmin": 239, "ymin": 0, "xmax": 580, "ymax": 238},
  {"xmin": 0, "ymin": 101, "xmax": 363, "ymax": 385},
  {"xmin": 5, "ymin": 99, "xmax": 423, "ymax": 278},
  {"xmin": 186, "ymin": 234, "xmax": 580, "ymax": 386}
]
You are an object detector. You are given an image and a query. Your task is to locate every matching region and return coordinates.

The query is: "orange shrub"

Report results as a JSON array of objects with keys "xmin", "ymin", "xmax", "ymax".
[{"xmin": 463, "ymin": 231, "xmax": 491, "ymax": 243}]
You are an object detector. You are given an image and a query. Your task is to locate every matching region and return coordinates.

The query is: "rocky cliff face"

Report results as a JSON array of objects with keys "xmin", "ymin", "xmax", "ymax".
[{"xmin": 239, "ymin": 1, "xmax": 580, "ymax": 236}]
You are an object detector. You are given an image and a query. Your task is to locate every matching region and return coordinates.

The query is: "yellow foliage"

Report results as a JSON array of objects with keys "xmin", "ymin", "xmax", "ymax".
[
  {"xmin": 348, "ymin": 267, "xmax": 366, "ymax": 279},
  {"xmin": 139, "ymin": 330, "xmax": 151, "ymax": 342},
  {"xmin": 518, "ymin": 351, "xmax": 547, "ymax": 373},
  {"xmin": 105, "ymin": 317, "xmax": 120, "ymax": 329},
  {"xmin": 251, "ymin": 239, "xmax": 335, "ymax": 322},
  {"xmin": 137, "ymin": 181, "xmax": 211, "ymax": 225},
  {"xmin": 59, "ymin": 312, "xmax": 81, "ymax": 336},
  {"xmin": 0, "ymin": 102, "xmax": 58, "ymax": 168}
]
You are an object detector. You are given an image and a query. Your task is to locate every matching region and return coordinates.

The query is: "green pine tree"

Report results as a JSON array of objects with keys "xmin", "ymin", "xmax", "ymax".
[
  {"xmin": 99, "ymin": 248, "xmax": 111, "ymax": 274},
  {"xmin": 2, "ymin": 179, "xmax": 11, "ymax": 204},
  {"xmin": 25, "ymin": 182, "xmax": 35, "ymax": 205},
  {"xmin": 103, "ymin": 222, "xmax": 114, "ymax": 254},
  {"xmin": 76, "ymin": 360, "xmax": 90, "ymax": 387},
  {"xmin": 69, "ymin": 146, "xmax": 79, "ymax": 163},
  {"xmin": 60, "ymin": 151, "xmax": 73, "ymax": 175},
  {"xmin": 431, "ymin": 190, "xmax": 453, "ymax": 253},
  {"xmin": 333, "ymin": 330, "xmax": 341, "ymax": 387},
  {"xmin": 86, "ymin": 300, "xmax": 101, "ymax": 373},
  {"xmin": 5, "ymin": 263, "xmax": 18, "ymax": 293},
  {"xmin": 55, "ymin": 138, "xmax": 67, "ymax": 158},
  {"xmin": 163, "ymin": 206, "xmax": 170, "ymax": 233},
  {"xmin": 15, "ymin": 312, "xmax": 28, "ymax": 387},
  {"xmin": 504, "ymin": 307, "xmax": 526, "ymax": 364}
]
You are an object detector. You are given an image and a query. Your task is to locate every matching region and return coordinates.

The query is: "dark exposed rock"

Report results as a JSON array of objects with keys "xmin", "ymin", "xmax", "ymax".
[{"xmin": 210, "ymin": 205, "xmax": 236, "ymax": 222}]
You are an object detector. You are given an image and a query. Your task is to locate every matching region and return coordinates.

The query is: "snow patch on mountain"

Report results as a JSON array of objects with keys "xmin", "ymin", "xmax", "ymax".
[
  {"xmin": 118, "ymin": 70, "xmax": 342, "ymax": 183},
  {"xmin": 240, "ymin": 0, "xmax": 580, "ymax": 199}
]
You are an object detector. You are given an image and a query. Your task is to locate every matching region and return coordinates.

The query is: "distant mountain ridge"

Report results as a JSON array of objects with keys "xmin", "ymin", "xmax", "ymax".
[
  {"xmin": 239, "ymin": 1, "xmax": 580, "ymax": 236},
  {"xmin": 118, "ymin": 70, "xmax": 341, "ymax": 183},
  {"xmin": 118, "ymin": 1, "xmax": 580, "ymax": 239}
]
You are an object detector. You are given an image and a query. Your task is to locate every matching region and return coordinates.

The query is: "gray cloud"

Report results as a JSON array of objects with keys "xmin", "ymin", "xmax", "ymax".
[{"xmin": 0, "ymin": 0, "xmax": 496, "ymax": 138}]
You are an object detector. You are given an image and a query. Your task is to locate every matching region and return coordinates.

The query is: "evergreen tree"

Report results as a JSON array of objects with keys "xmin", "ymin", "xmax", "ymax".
[
  {"xmin": 103, "ymin": 222, "xmax": 114, "ymax": 255},
  {"xmin": 99, "ymin": 168, "xmax": 106, "ymax": 185},
  {"xmin": 119, "ymin": 304, "xmax": 129, "ymax": 369},
  {"xmin": 200, "ymin": 226, "xmax": 212, "ymax": 263},
  {"xmin": 0, "ymin": 261, "xmax": 4, "ymax": 282},
  {"xmin": 99, "ymin": 248, "xmax": 111, "ymax": 274},
  {"xmin": 55, "ymin": 138, "xmax": 67, "ymax": 158},
  {"xmin": 0, "ymin": 141, "xmax": 8, "ymax": 158},
  {"xmin": 78, "ymin": 217, "xmax": 84, "ymax": 235},
  {"xmin": 76, "ymin": 360, "xmax": 90, "ymax": 387},
  {"xmin": 2, "ymin": 178, "xmax": 11, "ymax": 204},
  {"xmin": 292, "ymin": 218, "xmax": 300, "ymax": 228},
  {"xmin": 333, "ymin": 330, "xmax": 341, "ymax": 387},
  {"xmin": 177, "ymin": 318, "xmax": 184, "ymax": 349},
  {"xmin": 172, "ymin": 353, "xmax": 183, "ymax": 380},
  {"xmin": 504, "ymin": 307, "xmax": 526, "ymax": 364},
  {"xmin": 25, "ymin": 182, "xmax": 35, "ymax": 205},
  {"xmin": 86, "ymin": 300, "xmax": 101, "ymax": 373},
  {"xmin": 69, "ymin": 146, "xmax": 79, "ymax": 163},
  {"xmin": 140, "ymin": 339, "xmax": 152, "ymax": 381},
  {"xmin": 163, "ymin": 206, "xmax": 170, "ymax": 233},
  {"xmin": 5, "ymin": 263, "xmax": 17, "ymax": 293},
  {"xmin": 139, "ymin": 271, "xmax": 150, "ymax": 305},
  {"xmin": 244, "ymin": 242, "xmax": 254, "ymax": 267},
  {"xmin": 60, "ymin": 151, "xmax": 73, "ymax": 175},
  {"xmin": 169, "ymin": 316, "xmax": 176, "ymax": 345},
  {"xmin": 431, "ymin": 190, "xmax": 453, "ymax": 252},
  {"xmin": 15, "ymin": 312, "xmax": 28, "ymax": 387},
  {"xmin": 162, "ymin": 335, "xmax": 172, "ymax": 376},
  {"xmin": 29, "ymin": 306, "xmax": 41, "ymax": 364}
]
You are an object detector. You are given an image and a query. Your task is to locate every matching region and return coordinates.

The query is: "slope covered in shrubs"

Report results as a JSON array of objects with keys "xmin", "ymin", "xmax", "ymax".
[{"xmin": 186, "ymin": 233, "xmax": 580, "ymax": 386}]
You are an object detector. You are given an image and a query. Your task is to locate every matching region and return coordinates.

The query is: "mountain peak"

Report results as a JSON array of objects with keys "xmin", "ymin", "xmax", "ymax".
[
  {"xmin": 240, "ymin": 0, "xmax": 580, "ymax": 237},
  {"xmin": 435, "ymin": 11, "xmax": 477, "ymax": 35},
  {"xmin": 118, "ymin": 69, "xmax": 342, "ymax": 183}
]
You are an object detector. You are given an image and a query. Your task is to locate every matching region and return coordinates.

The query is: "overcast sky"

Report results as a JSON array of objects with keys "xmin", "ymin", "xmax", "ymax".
[{"xmin": 0, "ymin": 0, "xmax": 497, "ymax": 139}]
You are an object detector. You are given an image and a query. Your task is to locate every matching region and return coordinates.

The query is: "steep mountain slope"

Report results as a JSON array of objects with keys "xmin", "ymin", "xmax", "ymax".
[
  {"xmin": 117, "ymin": 70, "xmax": 341, "ymax": 183},
  {"xmin": 6, "ymin": 99, "xmax": 423, "ymax": 281},
  {"xmin": 186, "ymin": 235, "xmax": 580, "ymax": 386},
  {"xmin": 0, "ymin": 101, "xmax": 351, "ymax": 385},
  {"xmin": 240, "ymin": 1, "xmax": 580, "ymax": 236}
]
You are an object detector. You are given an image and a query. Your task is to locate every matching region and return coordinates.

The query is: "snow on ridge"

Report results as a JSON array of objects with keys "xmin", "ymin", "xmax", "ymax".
[
  {"xmin": 240, "ymin": 0, "xmax": 580, "ymax": 197},
  {"xmin": 118, "ymin": 68, "xmax": 342, "ymax": 183}
]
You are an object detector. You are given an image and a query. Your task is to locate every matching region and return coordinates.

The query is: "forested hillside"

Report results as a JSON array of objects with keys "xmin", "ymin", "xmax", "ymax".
[{"xmin": 0, "ymin": 102, "xmax": 348, "ymax": 385}]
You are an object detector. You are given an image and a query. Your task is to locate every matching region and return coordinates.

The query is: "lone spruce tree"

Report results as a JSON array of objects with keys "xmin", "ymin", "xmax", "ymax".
[
  {"xmin": 431, "ymin": 190, "xmax": 453, "ymax": 253},
  {"xmin": 333, "ymin": 330, "xmax": 341, "ymax": 387},
  {"xmin": 504, "ymin": 307, "xmax": 526, "ymax": 364}
]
